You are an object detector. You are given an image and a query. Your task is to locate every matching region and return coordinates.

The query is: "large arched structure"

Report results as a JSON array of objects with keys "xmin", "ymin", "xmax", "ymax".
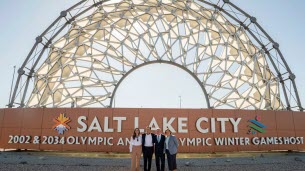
[{"xmin": 8, "ymin": 0, "xmax": 303, "ymax": 111}]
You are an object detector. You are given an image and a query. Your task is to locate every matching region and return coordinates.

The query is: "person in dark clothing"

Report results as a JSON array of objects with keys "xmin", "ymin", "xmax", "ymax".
[
  {"xmin": 142, "ymin": 126, "xmax": 155, "ymax": 171},
  {"xmin": 154, "ymin": 128, "xmax": 166, "ymax": 171},
  {"xmin": 165, "ymin": 129, "xmax": 178, "ymax": 171}
]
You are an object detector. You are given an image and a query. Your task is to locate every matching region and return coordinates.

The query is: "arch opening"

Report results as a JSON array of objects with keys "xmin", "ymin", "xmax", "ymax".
[{"xmin": 110, "ymin": 61, "xmax": 210, "ymax": 109}]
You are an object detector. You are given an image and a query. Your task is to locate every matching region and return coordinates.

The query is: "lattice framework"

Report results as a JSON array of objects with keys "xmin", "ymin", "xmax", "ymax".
[{"xmin": 8, "ymin": 0, "xmax": 303, "ymax": 111}]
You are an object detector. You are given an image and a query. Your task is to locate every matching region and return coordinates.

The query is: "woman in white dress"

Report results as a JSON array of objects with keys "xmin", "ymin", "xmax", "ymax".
[{"xmin": 130, "ymin": 128, "xmax": 142, "ymax": 171}]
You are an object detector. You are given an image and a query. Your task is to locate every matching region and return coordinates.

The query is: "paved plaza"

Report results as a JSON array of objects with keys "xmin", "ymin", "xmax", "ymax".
[{"xmin": 0, "ymin": 151, "xmax": 305, "ymax": 171}]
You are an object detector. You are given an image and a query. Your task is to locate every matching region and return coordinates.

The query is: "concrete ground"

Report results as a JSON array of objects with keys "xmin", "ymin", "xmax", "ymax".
[{"xmin": 0, "ymin": 151, "xmax": 305, "ymax": 171}]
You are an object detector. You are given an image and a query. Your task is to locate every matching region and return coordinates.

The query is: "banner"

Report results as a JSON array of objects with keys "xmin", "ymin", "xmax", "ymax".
[{"xmin": 0, "ymin": 108, "xmax": 304, "ymax": 153}]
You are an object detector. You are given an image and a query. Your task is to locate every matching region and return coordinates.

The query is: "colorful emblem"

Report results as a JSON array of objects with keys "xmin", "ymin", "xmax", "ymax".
[
  {"xmin": 247, "ymin": 116, "xmax": 267, "ymax": 134},
  {"xmin": 52, "ymin": 113, "xmax": 71, "ymax": 134}
]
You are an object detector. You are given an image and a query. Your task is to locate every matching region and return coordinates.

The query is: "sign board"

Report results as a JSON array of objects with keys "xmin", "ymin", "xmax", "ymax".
[{"xmin": 0, "ymin": 108, "xmax": 304, "ymax": 153}]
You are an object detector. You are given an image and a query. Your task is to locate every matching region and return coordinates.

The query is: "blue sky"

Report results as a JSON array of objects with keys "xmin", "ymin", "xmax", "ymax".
[{"xmin": 0, "ymin": 0, "xmax": 304, "ymax": 109}]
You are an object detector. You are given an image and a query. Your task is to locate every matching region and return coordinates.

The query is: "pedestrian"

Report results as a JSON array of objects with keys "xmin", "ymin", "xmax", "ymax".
[
  {"xmin": 130, "ymin": 128, "xmax": 142, "ymax": 171},
  {"xmin": 142, "ymin": 126, "xmax": 155, "ymax": 171},
  {"xmin": 165, "ymin": 128, "xmax": 178, "ymax": 171},
  {"xmin": 154, "ymin": 128, "xmax": 166, "ymax": 171}
]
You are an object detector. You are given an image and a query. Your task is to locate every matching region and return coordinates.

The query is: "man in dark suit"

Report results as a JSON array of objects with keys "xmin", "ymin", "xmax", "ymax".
[
  {"xmin": 142, "ymin": 126, "xmax": 155, "ymax": 171},
  {"xmin": 154, "ymin": 128, "xmax": 166, "ymax": 171}
]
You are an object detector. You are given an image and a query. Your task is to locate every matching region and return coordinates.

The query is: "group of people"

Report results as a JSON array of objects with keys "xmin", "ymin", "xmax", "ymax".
[{"xmin": 129, "ymin": 126, "xmax": 179, "ymax": 171}]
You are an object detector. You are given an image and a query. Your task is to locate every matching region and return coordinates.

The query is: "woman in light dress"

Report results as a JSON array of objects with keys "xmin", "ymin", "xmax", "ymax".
[{"xmin": 130, "ymin": 128, "xmax": 142, "ymax": 171}]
